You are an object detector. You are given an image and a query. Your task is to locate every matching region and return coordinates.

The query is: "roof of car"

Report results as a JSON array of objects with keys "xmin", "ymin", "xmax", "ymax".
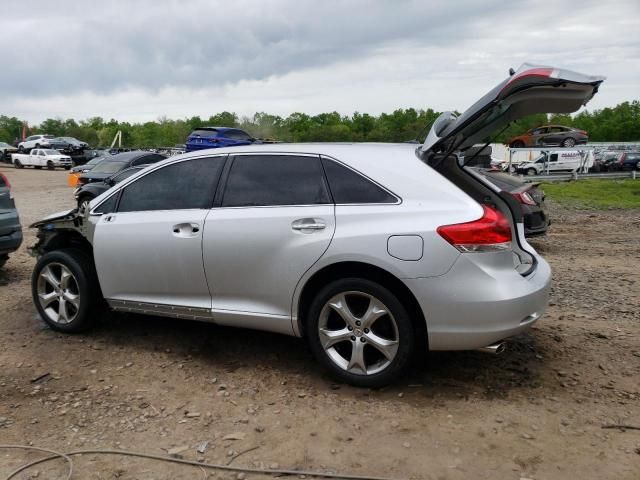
[
  {"xmin": 105, "ymin": 151, "xmax": 165, "ymax": 163},
  {"xmin": 191, "ymin": 126, "xmax": 236, "ymax": 132}
]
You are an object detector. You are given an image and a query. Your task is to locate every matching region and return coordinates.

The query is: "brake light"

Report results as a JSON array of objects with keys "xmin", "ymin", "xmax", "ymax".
[
  {"xmin": 437, "ymin": 205, "xmax": 512, "ymax": 252},
  {"xmin": 0, "ymin": 173, "xmax": 10, "ymax": 190},
  {"xmin": 512, "ymin": 191, "xmax": 537, "ymax": 206}
]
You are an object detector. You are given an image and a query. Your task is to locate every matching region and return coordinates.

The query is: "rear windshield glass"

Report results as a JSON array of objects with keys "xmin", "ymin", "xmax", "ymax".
[
  {"xmin": 189, "ymin": 129, "xmax": 219, "ymax": 138},
  {"xmin": 91, "ymin": 161, "xmax": 125, "ymax": 174}
]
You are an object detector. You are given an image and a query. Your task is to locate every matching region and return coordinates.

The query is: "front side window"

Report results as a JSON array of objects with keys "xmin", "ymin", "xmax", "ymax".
[
  {"xmin": 321, "ymin": 158, "xmax": 397, "ymax": 204},
  {"xmin": 531, "ymin": 128, "xmax": 547, "ymax": 135},
  {"xmin": 118, "ymin": 157, "xmax": 224, "ymax": 212},
  {"xmin": 222, "ymin": 155, "xmax": 329, "ymax": 207}
]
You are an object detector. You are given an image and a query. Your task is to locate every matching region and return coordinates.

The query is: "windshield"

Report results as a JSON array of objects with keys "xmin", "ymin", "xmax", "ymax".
[
  {"xmin": 112, "ymin": 168, "xmax": 142, "ymax": 183},
  {"xmin": 91, "ymin": 161, "xmax": 126, "ymax": 174}
]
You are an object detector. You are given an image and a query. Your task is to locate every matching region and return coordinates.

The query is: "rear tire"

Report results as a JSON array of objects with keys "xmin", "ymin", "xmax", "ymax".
[
  {"xmin": 510, "ymin": 140, "xmax": 525, "ymax": 148},
  {"xmin": 14, "ymin": 159, "xmax": 23, "ymax": 169},
  {"xmin": 561, "ymin": 137, "xmax": 576, "ymax": 147},
  {"xmin": 47, "ymin": 161, "xmax": 54, "ymax": 170},
  {"xmin": 306, "ymin": 278, "xmax": 415, "ymax": 388},
  {"xmin": 31, "ymin": 249, "xmax": 100, "ymax": 333},
  {"xmin": 18, "ymin": 145, "xmax": 24, "ymax": 152}
]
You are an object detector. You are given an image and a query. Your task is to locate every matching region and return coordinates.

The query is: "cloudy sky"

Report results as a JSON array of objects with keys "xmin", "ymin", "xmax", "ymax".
[{"xmin": 1, "ymin": 0, "xmax": 638, "ymax": 123}]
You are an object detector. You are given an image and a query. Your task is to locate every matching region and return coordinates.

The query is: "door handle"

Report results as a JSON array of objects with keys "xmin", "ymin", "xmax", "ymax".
[
  {"xmin": 292, "ymin": 218, "xmax": 326, "ymax": 232},
  {"xmin": 172, "ymin": 223, "xmax": 201, "ymax": 237}
]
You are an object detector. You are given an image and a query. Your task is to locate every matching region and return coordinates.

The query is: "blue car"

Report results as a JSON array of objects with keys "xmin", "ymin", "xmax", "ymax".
[{"xmin": 185, "ymin": 127, "xmax": 259, "ymax": 152}]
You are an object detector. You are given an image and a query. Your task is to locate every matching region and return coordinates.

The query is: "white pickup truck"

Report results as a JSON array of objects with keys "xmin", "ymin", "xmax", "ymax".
[{"xmin": 12, "ymin": 149, "xmax": 73, "ymax": 170}]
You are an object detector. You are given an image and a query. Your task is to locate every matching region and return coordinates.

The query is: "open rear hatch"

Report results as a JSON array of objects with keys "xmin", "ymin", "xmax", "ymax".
[{"xmin": 417, "ymin": 63, "xmax": 604, "ymax": 275}]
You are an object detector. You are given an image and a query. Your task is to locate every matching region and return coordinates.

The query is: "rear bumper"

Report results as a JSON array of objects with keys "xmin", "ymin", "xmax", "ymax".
[
  {"xmin": 523, "ymin": 205, "xmax": 549, "ymax": 236},
  {"xmin": 404, "ymin": 254, "xmax": 551, "ymax": 350},
  {"xmin": 0, "ymin": 219, "xmax": 23, "ymax": 254}
]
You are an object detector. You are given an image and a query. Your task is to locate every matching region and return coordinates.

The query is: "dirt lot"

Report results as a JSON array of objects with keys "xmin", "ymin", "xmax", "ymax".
[{"xmin": 1, "ymin": 165, "xmax": 638, "ymax": 479}]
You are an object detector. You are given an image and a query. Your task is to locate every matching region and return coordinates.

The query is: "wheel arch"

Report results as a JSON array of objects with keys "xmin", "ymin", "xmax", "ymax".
[
  {"xmin": 295, "ymin": 261, "xmax": 428, "ymax": 348},
  {"xmin": 36, "ymin": 230, "xmax": 94, "ymax": 259}
]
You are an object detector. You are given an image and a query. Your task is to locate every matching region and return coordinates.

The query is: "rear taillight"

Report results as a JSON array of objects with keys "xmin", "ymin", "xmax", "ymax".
[
  {"xmin": 512, "ymin": 191, "xmax": 537, "ymax": 206},
  {"xmin": 0, "ymin": 173, "xmax": 13, "ymax": 199},
  {"xmin": 0, "ymin": 173, "xmax": 10, "ymax": 190},
  {"xmin": 437, "ymin": 205, "xmax": 512, "ymax": 253}
]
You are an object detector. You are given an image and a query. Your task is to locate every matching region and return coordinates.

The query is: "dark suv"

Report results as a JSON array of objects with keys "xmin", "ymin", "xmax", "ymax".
[
  {"xmin": 0, "ymin": 173, "xmax": 22, "ymax": 268},
  {"xmin": 618, "ymin": 152, "xmax": 640, "ymax": 170},
  {"xmin": 185, "ymin": 127, "xmax": 259, "ymax": 152}
]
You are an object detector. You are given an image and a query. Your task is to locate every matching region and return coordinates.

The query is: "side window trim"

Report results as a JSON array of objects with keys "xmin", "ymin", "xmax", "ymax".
[{"xmin": 320, "ymin": 155, "xmax": 401, "ymax": 205}]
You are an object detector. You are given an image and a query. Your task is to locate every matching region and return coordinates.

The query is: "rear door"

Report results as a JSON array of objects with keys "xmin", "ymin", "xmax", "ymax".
[
  {"xmin": 202, "ymin": 153, "xmax": 335, "ymax": 330},
  {"xmin": 543, "ymin": 126, "xmax": 566, "ymax": 146}
]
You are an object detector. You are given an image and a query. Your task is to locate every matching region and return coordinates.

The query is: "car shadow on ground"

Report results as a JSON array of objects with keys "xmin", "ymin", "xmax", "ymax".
[{"xmin": 50, "ymin": 310, "xmax": 551, "ymax": 398}]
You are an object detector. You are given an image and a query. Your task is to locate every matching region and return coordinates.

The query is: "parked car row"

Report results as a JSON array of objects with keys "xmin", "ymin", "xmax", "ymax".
[{"xmin": 17, "ymin": 134, "xmax": 88, "ymax": 154}]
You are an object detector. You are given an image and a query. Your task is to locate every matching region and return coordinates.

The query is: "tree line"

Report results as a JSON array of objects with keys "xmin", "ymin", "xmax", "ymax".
[{"xmin": 0, "ymin": 100, "xmax": 638, "ymax": 148}]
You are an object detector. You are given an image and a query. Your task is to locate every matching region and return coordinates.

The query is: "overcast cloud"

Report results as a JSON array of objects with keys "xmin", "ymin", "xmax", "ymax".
[{"xmin": 1, "ymin": 0, "xmax": 638, "ymax": 123}]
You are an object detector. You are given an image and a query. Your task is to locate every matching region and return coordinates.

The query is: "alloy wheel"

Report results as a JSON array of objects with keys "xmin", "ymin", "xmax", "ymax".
[
  {"xmin": 318, "ymin": 291, "xmax": 399, "ymax": 375},
  {"xmin": 36, "ymin": 262, "xmax": 80, "ymax": 324}
]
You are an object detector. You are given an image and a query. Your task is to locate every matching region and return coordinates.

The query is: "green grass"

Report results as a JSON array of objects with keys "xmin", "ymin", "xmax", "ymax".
[{"xmin": 542, "ymin": 179, "xmax": 640, "ymax": 209}]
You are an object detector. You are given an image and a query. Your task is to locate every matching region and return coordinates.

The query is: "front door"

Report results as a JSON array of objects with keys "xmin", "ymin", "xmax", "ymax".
[
  {"xmin": 93, "ymin": 156, "xmax": 225, "ymax": 308},
  {"xmin": 202, "ymin": 154, "xmax": 335, "ymax": 331}
]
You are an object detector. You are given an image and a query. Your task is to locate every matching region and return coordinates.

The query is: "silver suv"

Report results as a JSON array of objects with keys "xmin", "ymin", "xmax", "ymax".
[{"xmin": 29, "ymin": 64, "xmax": 604, "ymax": 387}]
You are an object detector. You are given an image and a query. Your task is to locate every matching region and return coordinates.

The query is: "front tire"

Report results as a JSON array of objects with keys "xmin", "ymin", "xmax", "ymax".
[
  {"xmin": 14, "ymin": 159, "xmax": 23, "ymax": 169},
  {"xmin": 77, "ymin": 195, "xmax": 94, "ymax": 212},
  {"xmin": 306, "ymin": 278, "xmax": 414, "ymax": 388},
  {"xmin": 47, "ymin": 161, "xmax": 54, "ymax": 170},
  {"xmin": 510, "ymin": 140, "xmax": 525, "ymax": 148},
  {"xmin": 31, "ymin": 249, "xmax": 100, "ymax": 333}
]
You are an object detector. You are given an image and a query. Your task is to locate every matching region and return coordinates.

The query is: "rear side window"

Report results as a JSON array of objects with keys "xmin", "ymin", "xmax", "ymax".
[
  {"xmin": 118, "ymin": 157, "xmax": 224, "ymax": 212},
  {"xmin": 222, "ymin": 155, "xmax": 329, "ymax": 207},
  {"xmin": 322, "ymin": 159, "xmax": 397, "ymax": 204},
  {"xmin": 190, "ymin": 129, "xmax": 218, "ymax": 138}
]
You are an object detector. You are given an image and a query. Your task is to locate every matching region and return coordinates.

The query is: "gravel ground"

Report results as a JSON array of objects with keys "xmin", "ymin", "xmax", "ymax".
[{"xmin": 1, "ymin": 165, "xmax": 638, "ymax": 479}]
